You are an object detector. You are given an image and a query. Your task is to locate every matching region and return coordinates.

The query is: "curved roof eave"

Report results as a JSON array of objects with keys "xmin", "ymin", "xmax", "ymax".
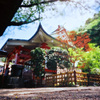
[
  {"xmin": 1, "ymin": 23, "xmax": 69, "ymax": 52},
  {"xmin": 29, "ymin": 23, "xmax": 56, "ymax": 41},
  {"xmin": 0, "ymin": 49, "xmax": 7, "ymax": 57},
  {"xmin": 1, "ymin": 38, "xmax": 28, "ymax": 50}
]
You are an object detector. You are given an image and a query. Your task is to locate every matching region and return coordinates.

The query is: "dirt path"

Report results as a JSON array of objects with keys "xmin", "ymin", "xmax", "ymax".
[{"xmin": 0, "ymin": 87, "xmax": 100, "ymax": 100}]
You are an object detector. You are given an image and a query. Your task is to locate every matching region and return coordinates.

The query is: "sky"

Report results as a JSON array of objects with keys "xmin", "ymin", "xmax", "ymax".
[{"xmin": 0, "ymin": 0, "xmax": 100, "ymax": 49}]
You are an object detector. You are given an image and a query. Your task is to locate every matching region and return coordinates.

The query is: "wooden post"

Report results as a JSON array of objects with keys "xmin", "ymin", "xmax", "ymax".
[
  {"xmin": 15, "ymin": 53, "xmax": 18, "ymax": 64},
  {"xmin": 53, "ymin": 75, "xmax": 54, "ymax": 87},
  {"xmin": 87, "ymin": 67, "xmax": 90, "ymax": 86},
  {"xmin": 74, "ymin": 71, "xmax": 76, "ymax": 85},
  {"xmin": 87, "ymin": 74, "xmax": 90, "ymax": 86}
]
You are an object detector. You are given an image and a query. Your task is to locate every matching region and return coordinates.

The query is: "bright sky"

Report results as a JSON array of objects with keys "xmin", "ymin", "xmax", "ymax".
[{"xmin": 0, "ymin": 0, "xmax": 100, "ymax": 49}]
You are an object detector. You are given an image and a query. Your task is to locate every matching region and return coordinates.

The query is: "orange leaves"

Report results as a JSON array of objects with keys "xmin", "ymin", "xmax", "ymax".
[
  {"xmin": 57, "ymin": 36, "xmax": 60, "ymax": 39},
  {"xmin": 70, "ymin": 32, "xmax": 91, "ymax": 51},
  {"xmin": 78, "ymin": 65, "xmax": 85, "ymax": 68},
  {"xmin": 54, "ymin": 25, "xmax": 91, "ymax": 51},
  {"xmin": 55, "ymin": 25, "xmax": 70, "ymax": 44},
  {"xmin": 62, "ymin": 35, "xmax": 65, "ymax": 37},
  {"xmin": 76, "ymin": 36, "xmax": 82, "ymax": 40},
  {"xmin": 78, "ymin": 63, "xmax": 86, "ymax": 68},
  {"xmin": 69, "ymin": 31, "xmax": 76, "ymax": 34}
]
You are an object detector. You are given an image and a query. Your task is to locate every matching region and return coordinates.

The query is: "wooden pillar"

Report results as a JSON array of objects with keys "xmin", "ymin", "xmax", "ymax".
[
  {"xmin": 87, "ymin": 74, "xmax": 90, "ymax": 86},
  {"xmin": 74, "ymin": 71, "xmax": 76, "ymax": 85},
  {"xmin": 87, "ymin": 67, "xmax": 90, "ymax": 86},
  {"xmin": 15, "ymin": 53, "xmax": 18, "ymax": 64}
]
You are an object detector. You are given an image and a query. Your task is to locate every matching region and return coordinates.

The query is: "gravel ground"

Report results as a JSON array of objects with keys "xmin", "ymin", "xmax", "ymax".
[{"xmin": 0, "ymin": 87, "xmax": 100, "ymax": 100}]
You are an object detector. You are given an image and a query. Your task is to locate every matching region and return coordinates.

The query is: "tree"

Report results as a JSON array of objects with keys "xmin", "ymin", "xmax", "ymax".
[
  {"xmin": 68, "ymin": 32, "xmax": 91, "ymax": 51},
  {"xmin": 54, "ymin": 25, "xmax": 91, "ymax": 51},
  {"xmin": 9, "ymin": 0, "xmax": 100, "ymax": 26},
  {"xmin": 87, "ymin": 21, "xmax": 100, "ymax": 46},
  {"xmin": 81, "ymin": 43, "xmax": 100, "ymax": 75},
  {"xmin": 78, "ymin": 11, "xmax": 100, "ymax": 46},
  {"xmin": 9, "ymin": 0, "xmax": 61, "ymax": 26},
  {"xmin": 68, "ymin": 47, "xmax": 85, "ymax": 68},
  {"xmin": 68, "ymin": 43, "xmax": 100, "ymax": 75},
  {"xmin": 46, "ymin": 47, "xmax": 72, "ymax": 70},
  {"xmin": 30, "ymin": 47, "xmax": 45, "ymax": 77},
  {"xmin": 53, "ymin": 25, "xmax": 92, "ymax": 69}
]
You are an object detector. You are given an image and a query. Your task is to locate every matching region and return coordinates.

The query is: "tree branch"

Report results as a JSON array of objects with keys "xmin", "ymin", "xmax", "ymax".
[
  {"xmin": 9, "ymin": 18, "xmax": 40, "ymax": 26},
  {"xmin": 20, "ymin": 0, "xmax": 60, "ymax": 7},
  {"xmin": 70, "ymin": 0, "xmax": 91, "ymax": 12},
  {"xmin": 20, "ymin": 0, "xmax": 92, "ymax": 13},
  {"xmin": 95, "ymin": 0, "xmax": 100, "ymax": 5}
]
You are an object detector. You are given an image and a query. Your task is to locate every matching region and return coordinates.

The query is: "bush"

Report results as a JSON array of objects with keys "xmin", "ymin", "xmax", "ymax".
[{"xmin": 91, "ymin": 68, "xmax": 100, "ymax": 75}]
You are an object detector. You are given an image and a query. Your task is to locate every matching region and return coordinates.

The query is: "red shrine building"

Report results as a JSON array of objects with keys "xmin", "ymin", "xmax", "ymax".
[{"xmin": 1, "ymin": 24, "xmax": 63, "ymax": 76}]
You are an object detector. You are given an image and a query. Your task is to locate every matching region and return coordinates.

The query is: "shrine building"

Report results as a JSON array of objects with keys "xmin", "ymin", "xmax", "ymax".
[{"xmin": 1, "ymin": 23, "xmax": 65, "ymax": 74}]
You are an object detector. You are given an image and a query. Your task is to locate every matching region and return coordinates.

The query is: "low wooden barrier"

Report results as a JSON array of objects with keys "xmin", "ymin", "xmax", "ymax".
[
  {"xmin": 76, "ymin": 71, "xmax": 88, "ymax": 86},
  {"xmin": 46, "ymin": 71, "xmax": 100, "ymax": 87},
  {"xmin": 46, "ymin": 72, "xmax": 74, "ymax": 87},
  {"xmin": 88, "ymin": 74, "xmax": 100, "ymax": 85}
]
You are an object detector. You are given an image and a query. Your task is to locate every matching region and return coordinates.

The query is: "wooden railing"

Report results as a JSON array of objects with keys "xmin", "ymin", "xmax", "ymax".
[
  {"xmin": 88, "ymin": 74, "xmax": 100, "ymax": 85},
  {"xmin": 46, "ymin": 71, "xmax": 100, "ymax": 87},
  {"xmin": 76, "ymin": 71, "xmax": 88, "ymax": 86},
  {"xmin": 46, "ymin": 72, "xmax": 74, "ymax": 87}
]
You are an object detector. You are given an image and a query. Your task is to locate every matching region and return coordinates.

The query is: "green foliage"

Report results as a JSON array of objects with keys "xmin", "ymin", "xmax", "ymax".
[
  {"xmin": 63, "ymin": 60, "xmax": 71, "ymax": 68},
  {"xmin": 68, "ymin": 82, "xmax": 75, "ymax": 87},
  {"xmin": 31, "ymin": 47, "xmax": 45, "ymax": 64},
  {"xmin": 81, "ymin": 43, "xmax": 100, "ymax": 74},
  {"xmin": 12, "ymin": 0, "xmax": 46, "ymax": 24},
  {"xmin": 47, "ymin": 47, "xmax": 71, "ymax": 70},
  {"xmin": 31, "ymin": 47, "xmax": 45, "ymax": 77},
  {"xmin": 91, "ymin": 68, "xmax": 100, "ymax": 75},
  {"xmin": 68, "ymin": 43, "xmax": 100, "ymax": 75},
  {"xmin": 68, "ymin": 12, "xmax": 100, "ymax": 74},
  {"xmin": 85, "ymin": 18, "xmax": 93, "ymax": 25},
  {"xmin": 78, "ymin": 11, "xmax": 100, "ymax": 46},
  {"xmin": 87, "ymin": 22, "xmax": 100, "ymax": 46},
  {"xmin": 68, "ymin": 47, "xmax": 84, "ymax": 66},
  {"xmin": 85, "ymin": 12, "xmax": 100, "ymax": 25},
  {"xmin": 1, "ymin": 57, "xmax": 6, "ymax": 62},
  {"xmin": 68, "ymin": 47, "xmax": 84, "ymax": 57},
  {"xmin": 47, "ymin": 60, "xmax": 57, "ymax": 70}
]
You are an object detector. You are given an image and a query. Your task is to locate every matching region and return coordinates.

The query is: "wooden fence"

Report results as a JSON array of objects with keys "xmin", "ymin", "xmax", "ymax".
[
  {"xmin": 88, "ymin": 74, "xmax": 100, "ymax": 86},
  {"xmin": 46, "ymin": 71, "xmax": 100, "ymax": 87}
]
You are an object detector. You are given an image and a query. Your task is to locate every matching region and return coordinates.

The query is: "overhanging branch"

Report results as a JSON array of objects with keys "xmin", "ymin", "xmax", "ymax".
[
  {"xmin": 9, "ymin": 18, "xmax": 40, "ymax": 26},
  {"xmin": 20, "ymin": 0, "xmax": 91, "ymax": 12},
  {"xmin": 20, "ymin": 0, "xmax": 60, "ymax": 7}
]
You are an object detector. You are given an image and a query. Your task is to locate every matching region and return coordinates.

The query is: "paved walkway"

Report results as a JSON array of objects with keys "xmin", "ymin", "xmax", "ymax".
[{"xmin": 0, "ymin": 87, "xmax": 100, "ymax": 99}]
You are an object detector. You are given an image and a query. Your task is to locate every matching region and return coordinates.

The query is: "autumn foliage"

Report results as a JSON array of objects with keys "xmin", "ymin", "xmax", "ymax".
[{"xmin": 54, "ymin": 25, "xmax": 91, "ymax": 51}]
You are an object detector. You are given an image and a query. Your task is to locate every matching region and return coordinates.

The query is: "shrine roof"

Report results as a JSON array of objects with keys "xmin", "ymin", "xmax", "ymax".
[
  {"xmin": 29, "ymin": 23, "xmax": 56, "ymax": 41},
  {"xmin": 1, "ymin": 23, "xmax": 63, "ymax": 54},
  {"xmin": 0, "ymin": 50, "xmax": 7, "ymax": 57}
]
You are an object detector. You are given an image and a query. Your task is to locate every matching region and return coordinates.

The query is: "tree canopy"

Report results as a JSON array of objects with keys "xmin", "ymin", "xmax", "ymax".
[
  {"xmin": 9, "ymin": 0, "xmax": 100, "ymax": 26},
  {"xmin": 31, "ymin": 47, "xmax": 45, "ymax": 77},
  {"xmin": 53, "ymin": 21, "xmax": 100, "ymax": 74},
  {"xmin": 78, "ymin": 11, "xmax": 100, "ymax": 46},
  {"xmin": 68, "ymin": 43, "xmax": 100, "ymax": 75},
  {"xmin": 81, "ymin": 43, "xmax": 100, "ymax": 74}
]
